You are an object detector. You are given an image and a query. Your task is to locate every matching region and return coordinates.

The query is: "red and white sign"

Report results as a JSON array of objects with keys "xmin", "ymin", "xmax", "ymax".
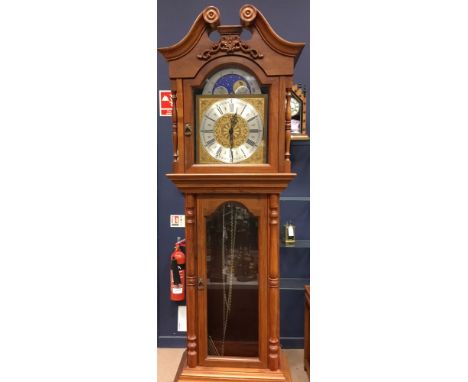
[
  {"xmin": 170, "ymin": 214, "xmax": 185, "ymax": 228},
  {"xmin": 159, "ymin": 90, "xmax": 173, "ymax": 117}
]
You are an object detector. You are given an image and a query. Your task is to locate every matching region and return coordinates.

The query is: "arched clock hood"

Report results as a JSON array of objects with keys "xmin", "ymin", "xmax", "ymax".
[{"xmin": 158, "ymin": 4, "xmax": 305, "ymax": 79}]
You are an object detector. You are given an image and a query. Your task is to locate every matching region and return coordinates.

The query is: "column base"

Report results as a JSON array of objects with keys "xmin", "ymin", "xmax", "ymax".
[{"xmin": 174, "ymin": 350, "xmax": 292, "ymax": 382}]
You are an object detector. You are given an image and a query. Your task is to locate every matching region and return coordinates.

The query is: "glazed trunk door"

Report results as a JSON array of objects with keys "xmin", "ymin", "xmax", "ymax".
[{"xmin": 197, "ymin": 195, "xmax": 268, "ymax": 368}]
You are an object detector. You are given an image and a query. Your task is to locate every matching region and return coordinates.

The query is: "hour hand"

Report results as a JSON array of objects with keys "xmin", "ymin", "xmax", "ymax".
[
  {"xmin": 229, "ymin": 113, "xmax": 237, "ymax": 144},
  {"xmin": 231, "ymin": 112, "xmax": 238, "ymax": 128},
  {"xmin": 228, "ymin": 123, "xmax": 234, "ymax": 146}
]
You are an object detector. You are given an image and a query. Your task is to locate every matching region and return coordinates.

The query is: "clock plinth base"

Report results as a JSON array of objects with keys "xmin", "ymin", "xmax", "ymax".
[{"xmin": 174, "ymin": 350, "xmax": 292, "ymax": 382}]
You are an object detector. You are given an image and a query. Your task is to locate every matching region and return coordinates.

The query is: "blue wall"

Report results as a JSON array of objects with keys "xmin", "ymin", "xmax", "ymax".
[{"xmin": 157, "ymin": 0, "xmax": 310, "ymax": 349}]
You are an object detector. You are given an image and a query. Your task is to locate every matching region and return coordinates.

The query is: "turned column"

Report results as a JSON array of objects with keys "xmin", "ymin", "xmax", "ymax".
[
  {"xmin": 284, "ymin": 88, "xmax": 292, "ymax": 173},
  {"xmin": 184, "ymin": 194, "xmax": 197, "ymax": 367},
  {"xmin": 171, "ymin": 90, "xmax": 178, "ymax": 171},
  {"xmin": 268, "ymin": 194, "xmax": 280, "ymax": 371}
]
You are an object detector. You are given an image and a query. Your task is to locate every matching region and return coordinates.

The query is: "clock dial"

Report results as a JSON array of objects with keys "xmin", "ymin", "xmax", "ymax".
[
  {"xmin": 290, "ymin": 96, "xmax": 300, "ymax": 117},
  {"xmin": 199, "ymin": 98, "xmax": 264, "ymax": 164},
  {"xmin": 202, "ymin": 68, "xmax": 261, "ymax": 95}
]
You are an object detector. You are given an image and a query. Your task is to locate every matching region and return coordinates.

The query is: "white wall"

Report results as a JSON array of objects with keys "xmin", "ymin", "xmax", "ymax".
[
  {"xmin": 0, "ymin": 1, "xmax": 467, "ymax": 381},
  {"xmin": 310, "ymin": 1, "xmax": 468, "ymax": 381}
]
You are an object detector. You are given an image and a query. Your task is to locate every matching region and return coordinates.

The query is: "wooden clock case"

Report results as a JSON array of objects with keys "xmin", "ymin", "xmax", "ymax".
[{"xmin": 158, "ymin": 4, "xmax": 304, "ymax": 381}]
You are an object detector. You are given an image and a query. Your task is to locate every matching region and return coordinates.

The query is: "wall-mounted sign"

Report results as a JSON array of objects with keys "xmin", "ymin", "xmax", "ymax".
[
  {"xmin": 178, "ymin": 305, "xmax": 187, "ymax": 332},
  {"xmin": 170, "ymin": 214, "xmax": 185, "ymax": 228},
  {"xmin": 159, "ymin": 90, "xmax": 173, "ymax": 116}
]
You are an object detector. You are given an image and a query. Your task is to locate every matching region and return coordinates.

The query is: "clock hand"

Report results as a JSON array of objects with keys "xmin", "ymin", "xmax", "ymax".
[{"xmin": 229, "ymin": 113, "xmax": 237, "ymax": 162}]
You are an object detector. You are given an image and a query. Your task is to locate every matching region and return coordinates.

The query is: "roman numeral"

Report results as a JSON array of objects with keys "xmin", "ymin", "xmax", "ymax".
[
  {"xmin": 247, "ymin": 115, "xmax": 257, "ymax": 122},
  {"xmin": 206, "ymin": 138, "xmax": 215, "ymax": 147},
  {"xmin": 205, "ymin": 115, "xmax": 216, "ymax": 122},
  {"xmin": 240, "ymin": 148, "xmax": 247, "ymax": 158},
  {"xmin": 249, "ymin": 129, "xmax": 259, "ymax": 133},
  {"xmin": 216, "ymin": 147, "xmax": 222, "ymax": 157},
  {"xmin": 201, "ymin": 129, "xmax": 213, "ymax": 133},
  {"xmin": 229, "ymin": 101, "xmax": 234, "ymax": 112},
  {"xmin": 246, "ymin": 139, "xmax": 257, "ymax": 147},
  {"xmin": 216, "ymin": 105, "xmax": 224, "ymax": 115},
  {"xmin": 240, "ymin": 104, "xmax": 247, "ymax": 116}
]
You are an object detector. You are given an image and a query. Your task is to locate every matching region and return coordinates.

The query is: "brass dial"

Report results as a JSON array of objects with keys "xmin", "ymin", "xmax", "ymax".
[{"xmin": 199, "ymin": 98, "xmax": 264, "ymax": 164}]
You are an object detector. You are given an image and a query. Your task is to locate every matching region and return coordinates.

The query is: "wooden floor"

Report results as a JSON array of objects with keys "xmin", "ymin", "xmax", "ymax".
[{"xmin": 157, "ymin": 348, "xmax": 309, "ymax": 382}]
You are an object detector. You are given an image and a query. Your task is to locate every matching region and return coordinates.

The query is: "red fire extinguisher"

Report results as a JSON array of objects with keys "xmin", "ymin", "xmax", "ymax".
[{"xmin": 170, "ymin": 239, "xmax": 185, "ymax": 301}]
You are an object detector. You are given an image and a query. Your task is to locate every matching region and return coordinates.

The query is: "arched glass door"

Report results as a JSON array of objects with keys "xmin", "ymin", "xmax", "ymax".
[{"xmin": 205, "ymin": 201, "xmax": 259, "ymax": 357}]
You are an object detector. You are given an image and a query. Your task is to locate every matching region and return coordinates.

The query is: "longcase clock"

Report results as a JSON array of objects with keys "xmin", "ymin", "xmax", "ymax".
[{"xmin": 158, "ymin": 4, "xmax": 304, "ymax": 381}]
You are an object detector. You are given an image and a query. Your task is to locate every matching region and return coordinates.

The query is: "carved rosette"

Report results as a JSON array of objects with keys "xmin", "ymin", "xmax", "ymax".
[
  {"xmin": 197, "ymin": 35, "xmax": 263, "ymax": 60},
  {"xmin": 240, "ymin": 4, "xmax": 258, "ymax": 26},
  {"xmin": 203, "ymin": 6, "xmax": 220, "ymax": 28}
]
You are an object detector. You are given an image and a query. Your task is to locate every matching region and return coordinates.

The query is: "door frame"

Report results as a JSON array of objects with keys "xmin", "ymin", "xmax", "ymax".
[{"xmin": 196, "ymin": 194, "xmax": 268, "ymax": 369}]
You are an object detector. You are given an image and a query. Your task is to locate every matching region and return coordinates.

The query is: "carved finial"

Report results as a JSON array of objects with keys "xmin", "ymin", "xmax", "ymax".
[
  {"xmin": 240, "ymin": 4, "xmax": 258, "ymax": 26},
  {"xmin": 203, "ymin": 6, "xmax": 220, "ymax": 28}
]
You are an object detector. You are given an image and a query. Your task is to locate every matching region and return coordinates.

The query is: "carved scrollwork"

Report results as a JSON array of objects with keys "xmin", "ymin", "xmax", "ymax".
[{"xmin": 197, "ymin": 35, "xmax": 264, "ymax": 60}]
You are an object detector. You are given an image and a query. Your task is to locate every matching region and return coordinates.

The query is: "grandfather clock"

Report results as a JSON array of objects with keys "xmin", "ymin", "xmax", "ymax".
[{"xmin": 159, "ymin": 4, "xmax": 304, "ymax": 381}]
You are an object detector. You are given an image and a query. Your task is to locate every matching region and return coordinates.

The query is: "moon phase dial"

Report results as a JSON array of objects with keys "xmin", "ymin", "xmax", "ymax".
[{"xmin": 202, "ymin": 68, "xmax": 261, "ymax": 95}]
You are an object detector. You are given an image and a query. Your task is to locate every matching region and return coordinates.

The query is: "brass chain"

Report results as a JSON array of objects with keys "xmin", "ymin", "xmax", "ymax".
[{"xmin": 221, "ymin": 203, "xmax": 237, "ymax": 356}]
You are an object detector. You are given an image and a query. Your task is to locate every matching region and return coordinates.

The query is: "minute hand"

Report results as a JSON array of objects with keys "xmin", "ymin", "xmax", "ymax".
[{"xmin": 229, "ymin": 113, "xmax": 237, "ymax": 162}]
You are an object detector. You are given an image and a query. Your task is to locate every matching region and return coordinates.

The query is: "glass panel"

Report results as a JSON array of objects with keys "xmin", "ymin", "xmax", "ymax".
[{"xmin": 206, "ymin": 202, "xmax": 259, "ymax": 357}]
